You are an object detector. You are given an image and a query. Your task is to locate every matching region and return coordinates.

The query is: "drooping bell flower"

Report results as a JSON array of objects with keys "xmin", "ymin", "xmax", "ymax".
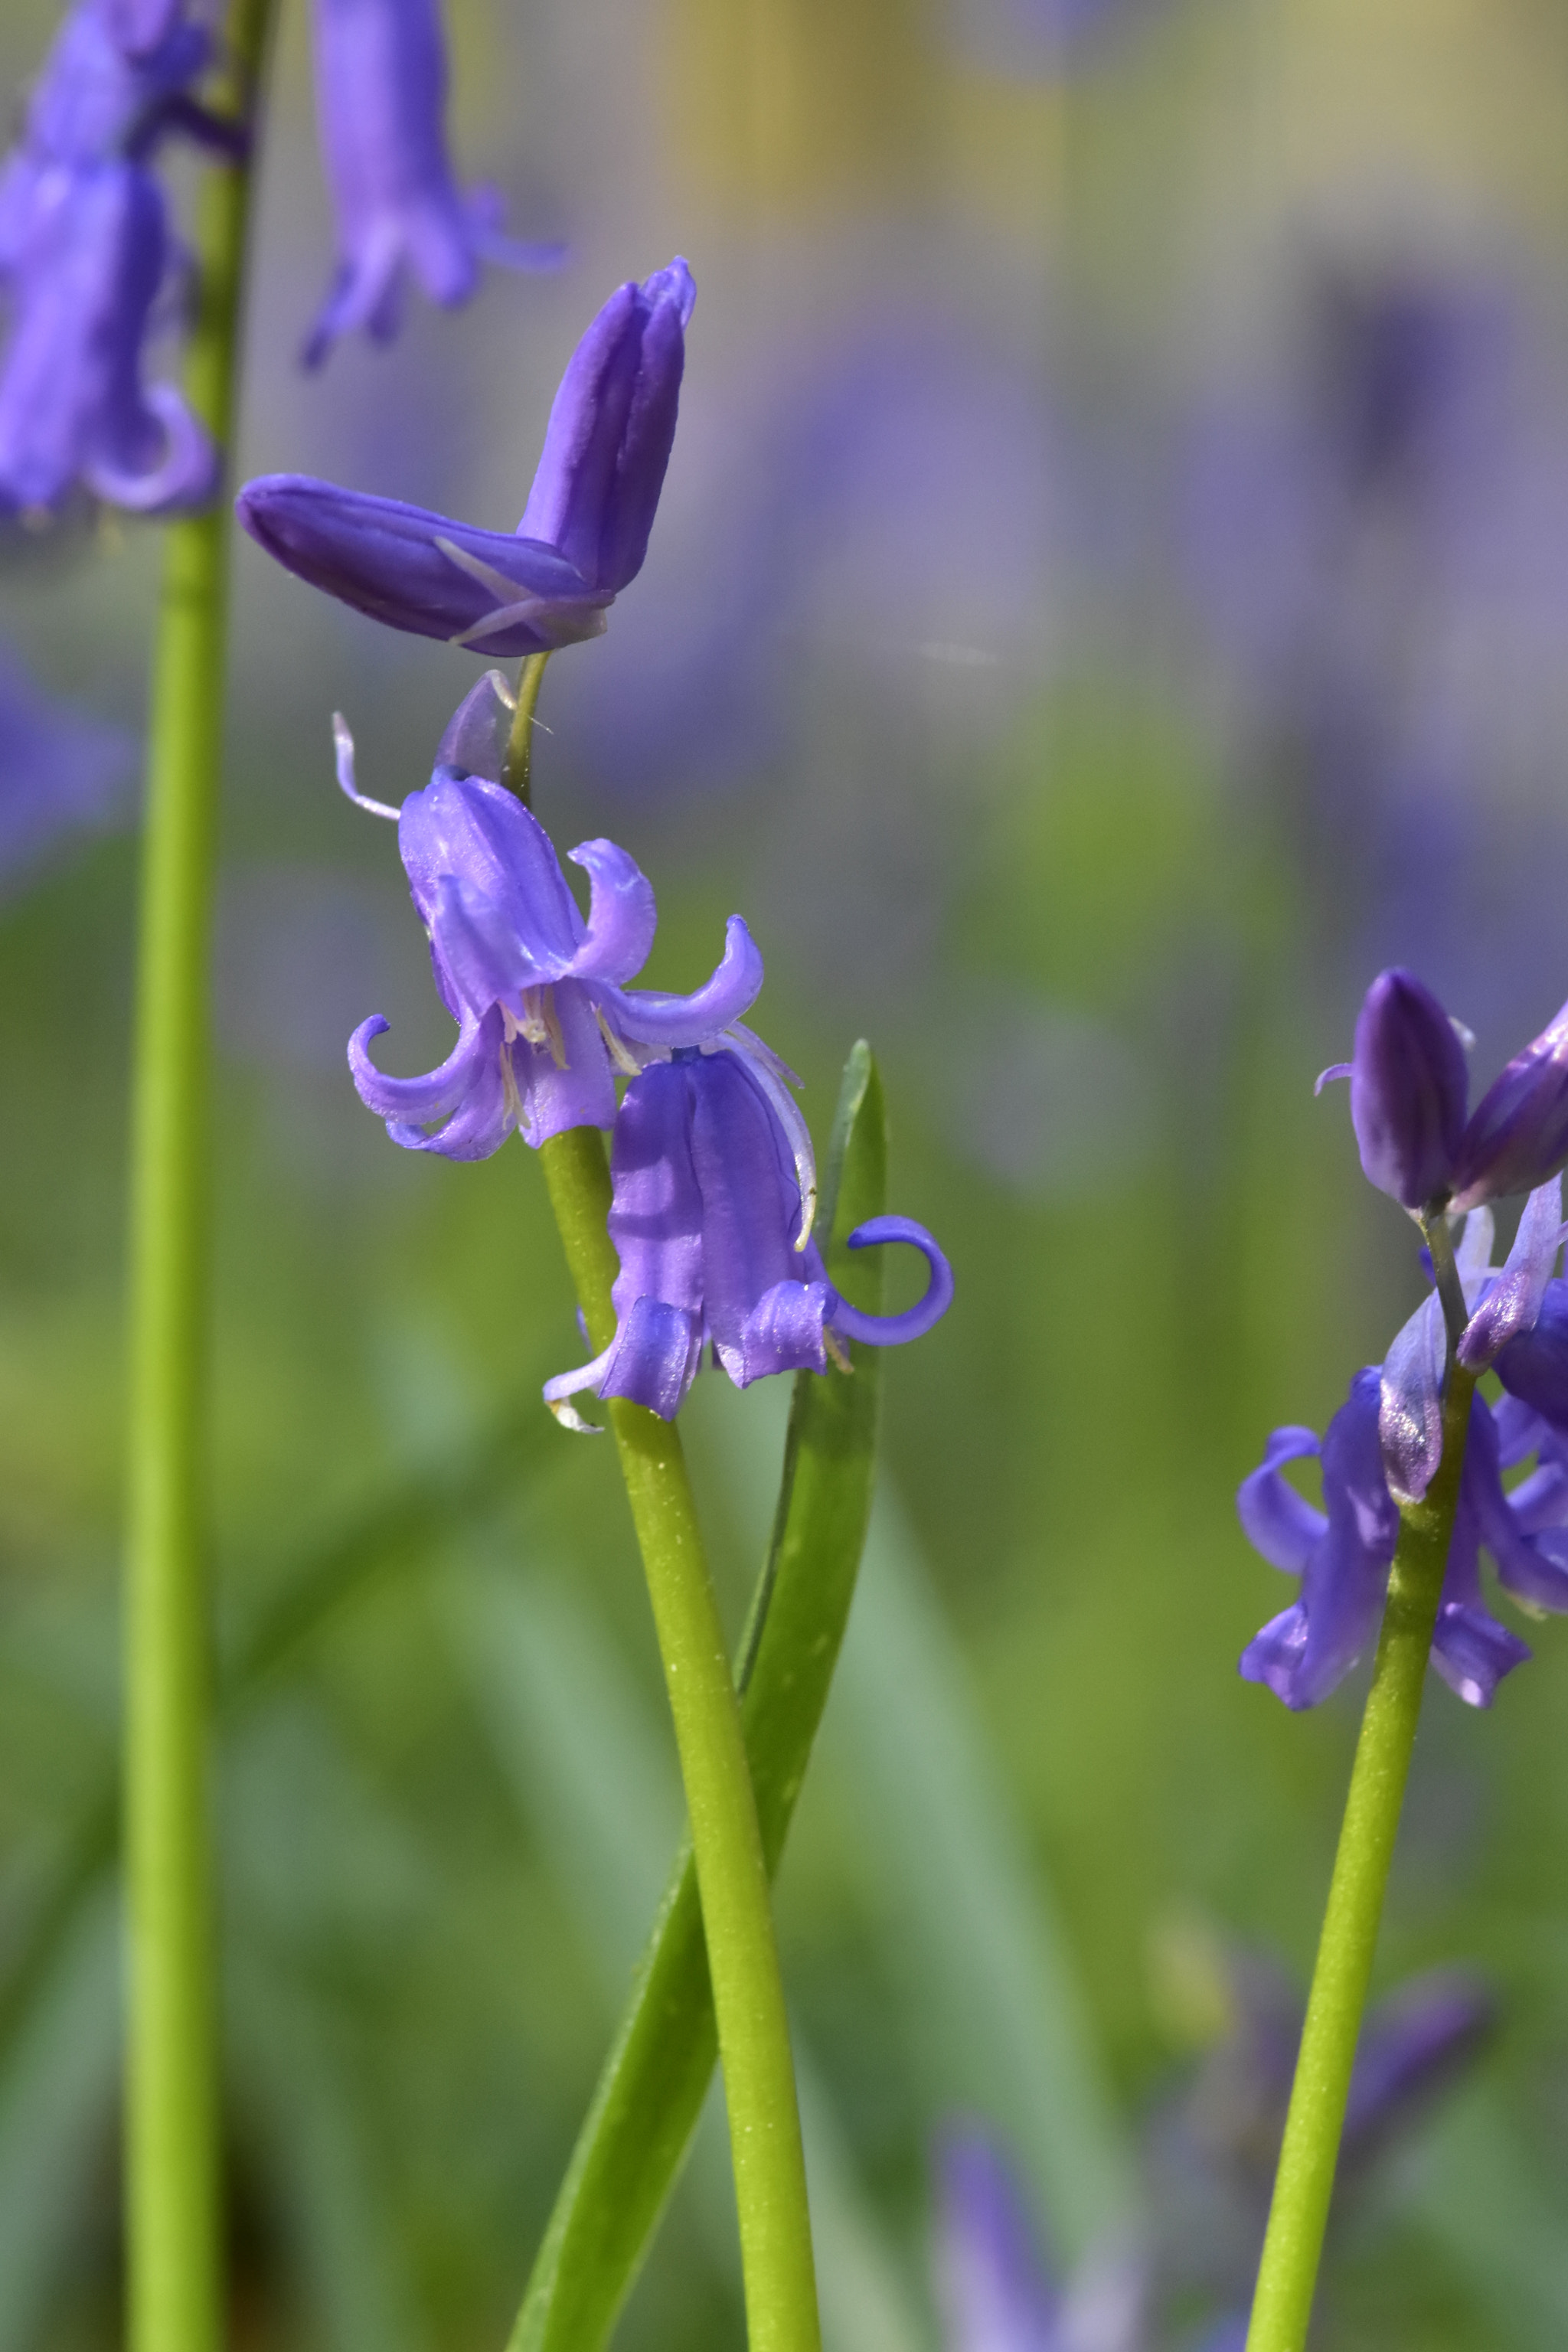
[
  {"xmin": 1236, "ymin": 1361, "xmax": 1568, "ymax": 1710},
  {"xmin": 542, "ymin": 1045, "xmax": 952, "ymax": 1427},
  {"xmin": 0, "ymin": 161, "xmax": 216, "ymax": 516},
  {"xmin": 237, "ymin": 259, "xmax": 695, "ymax": 651},
  {"xmin": 342, "ymin": 671, "xmax": 762, "ymax": 1157},
  {"xmin": 1319, "ymin": 966, "xmax": 1568, "ymax": 1214},
  {"xmin": 302, "ymin": 0, "xmax": 562, "ymax": 368}
]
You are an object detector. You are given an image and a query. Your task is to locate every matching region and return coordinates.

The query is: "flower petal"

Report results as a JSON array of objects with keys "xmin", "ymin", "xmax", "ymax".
[
  {"xmin": 1429, "ymin": 1602, "xmax": 1530, "ymax": 1707},
  {"xmin": 826, "ymin": 1217, "xmax": 955, "ymax": 1348},
  {"xmin": 1379, "ymin": 1290, "xmax": 1446, "ymax": 1504},
  {"xmin": 605, "ymin": 1059, "xmax": 705, "ymax": 1328},
  {"xmin": 597, "ymin": 914, "xmax": 763, "ymax": 1047},
  {"xmin": 398, "ymin": 770, "xmax": 583, "ymax": 988},
  {"xmin": 511, "ymin": 982, "xmax": 616, "ymax": 1145},
  {"xmin": 1458, "ymin": 1175, "xmax": 1563, "ymax": 1368},
  {"xmin": 567, "ymin": 837, "xmax": 657, "ymax": 985},
  {"xmin": 235, "ymin": 473, "xmax": 607, "ymax": 653},
  {"xmin": 1494, "ymin": 1279, "xmax": 1568, "ymax": 1436},
  {"xmin": 1236, "ymin": 1426, "xmax": 1326, "ymax": 1572},
  {"xmin": 348, "ymin": 1008, "xmax": 495, "ymax": 1127}
]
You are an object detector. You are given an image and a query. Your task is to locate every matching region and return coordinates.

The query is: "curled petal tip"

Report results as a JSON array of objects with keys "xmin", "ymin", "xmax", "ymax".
[{"xmin": 1315, "ymin": 1061, "xmax": 1351, "ymax": 1096}]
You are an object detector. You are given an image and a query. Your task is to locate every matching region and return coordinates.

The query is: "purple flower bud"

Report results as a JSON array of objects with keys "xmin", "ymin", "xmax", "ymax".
[
  {"xmin": 0, "ymin": 162, "xmax": 216, "ymax": 517},
  {"xmin": 1347, "ymin": 968, "xmax": 1468, "ymax": 1210},
  {"xmin": 237, "ymin": 260, "xmax": 694, "ymax": 645},
  {"xmin": 302, "ymin": 0, "xmax": 561, "ymax": 367},
  {"xmin": 1449, "ymin": 995, "xmax": 1568, "ymax": 1210},
  {"xmin": 517, "ymin": 259, "xmax": 696, "ymax": 596},
  {"xmin": 543, "ymin": 1048, "xmax": 952, "ymax": 1427}
]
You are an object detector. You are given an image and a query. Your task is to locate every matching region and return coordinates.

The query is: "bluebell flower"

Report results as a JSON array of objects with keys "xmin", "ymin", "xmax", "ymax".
[
  {"xmin": 0, "ymin": 160, "xmax": 216, "ymax": 516},
  {"xmin": 542, "ymin": 1044, "xmax": 953, "ymax": 1427},
  {"xmin": 933, "ymin": 2127, "xmax": 1063, "ymax": 2352},
  {"xmin": 1236, "ymin": 1312, "xmax": 1568, "ymax": 1707},
  {"xmin": 1319, "ymin": 966, "xmax": 1568, "ymax": 1215},
  {"xmin": 341, "ymin": 671, "xmax": 763, "ymax": 1158},
  {"xmin": 302, "ymin": 0, "xmax": 561, "ymax": 368},
  {"xmin": 0, "ymin": 642, "xmax": 132, "ymax": 885},
  {"xmin": 236, "ymin": 259, "xmax": 695, "ymax": 650}
]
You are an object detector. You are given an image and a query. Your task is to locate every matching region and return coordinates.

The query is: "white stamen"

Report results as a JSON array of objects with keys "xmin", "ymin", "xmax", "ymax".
[
  {"xmin": 594, "ymin": 1004, "xmax": 645, "ymax": 1076},
  {"xmin": 1450, "ymin": 1016, "xmax": 1477, "ymax": 1051},
  {"xmin": 547, "ymin": 1396, "xmax": 606, "ymax": 1435},
  {"xmin": 485, "ymin": 666, "xmax": 518, "ymax": 712},
  {"xmin": 332, "ymin": 712, "xmax": 400, "ymax": 821}
]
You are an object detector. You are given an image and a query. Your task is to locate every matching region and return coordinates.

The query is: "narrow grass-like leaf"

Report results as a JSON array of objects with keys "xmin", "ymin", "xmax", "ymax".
[
  {"xmin": 507, "ymin": 1040, "xmax": 888, "ymax": 2352},
  {"xmin": 456, "ymin": 1550, "xmax": 929, "ymax": 2352}
]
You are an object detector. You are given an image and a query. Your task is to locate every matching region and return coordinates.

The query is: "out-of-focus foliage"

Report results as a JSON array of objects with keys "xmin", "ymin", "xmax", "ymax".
[{"xmin": 5, "ymin": 0, "xmax": 1568, "ymax": 2344}]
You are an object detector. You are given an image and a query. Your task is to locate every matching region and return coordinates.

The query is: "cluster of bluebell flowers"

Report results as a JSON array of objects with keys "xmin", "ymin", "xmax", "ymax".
[
  {"xmin": 1239, "ymin": 969, "xmax": 1568, "ymax": 1708},
  {"xmin": 239, "ymin": 256, "xmax": 952, "ymax": 1426},
  {"xmin": 0, "ymin": 0, "xmax": 555, "ymax": 515},
  {"xmin": 0, "ymin": 0, "xmax": 236, "ymax": 515}
]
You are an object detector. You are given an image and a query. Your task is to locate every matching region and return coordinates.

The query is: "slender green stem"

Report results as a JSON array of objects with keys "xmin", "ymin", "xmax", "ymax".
[
  {"xmin": 501, "ymin": 652, "xmax": 551, "ymax": 802},
  {"xmin": 539, "ymin": 1125, "xmax": 822, "ymax": 2352},
  {"xmin": 1245, "ymin": 1360, "xmax": 1478, "ymax": 2352},
  {"xmin": 123, "ymin": 10, "xmax": 273, "ymax": 2352}
]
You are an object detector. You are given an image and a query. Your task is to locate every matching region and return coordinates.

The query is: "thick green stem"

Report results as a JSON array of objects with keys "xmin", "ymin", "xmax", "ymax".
[
  {"xmin": 123, "ymin": 9, "xmax": 273, "ymax": 2352},
  {"xmin": 501, "ymin": 652, "xmax": 550, "ymax": 802},
  {"xmin": 1245, "ymin": 1361, "xmax": 1478, "ymax": 2352},
  {"xmin": 539, "ymin": 1125, "xmax": 822, "ymax": 2352}
]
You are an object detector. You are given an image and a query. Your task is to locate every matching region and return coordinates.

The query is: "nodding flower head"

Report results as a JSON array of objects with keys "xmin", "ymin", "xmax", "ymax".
[
  {"xmin": 237, "ymin": 259, "xmax": 696, "ymax": 652},
  {"xmin": 1321, "ymin": 966, "xmax": 1568, "ymax": 1216},
  {"xmin": 342, "ymin": 671, "xmax": 763, "ymax": 1158},
  {"xmin": 1237, "ymin": 1344, "xmax": 1568, "ymax": 1711},
  {"xmin": 542, "ymin": 1045, "xmax": 953, "ymax": 1428},
  {"xmin": 302, "ymin": 0, "xmax": 563, "ymax": 368},
  {"xmin": 0, "ymin": 162, "xmax": 216, "ymax": 518}
]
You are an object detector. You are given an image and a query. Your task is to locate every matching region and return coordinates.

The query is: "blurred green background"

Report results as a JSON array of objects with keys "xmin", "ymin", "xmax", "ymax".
[{"xmin": 5, "ymin": 0, "xmax": 1568, "ymax": 2343}]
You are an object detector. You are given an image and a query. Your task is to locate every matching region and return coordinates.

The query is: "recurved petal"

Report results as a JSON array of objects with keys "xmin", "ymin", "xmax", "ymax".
[
  {"xmin": 597, "ymin": 914, "xmax": 763, "ymax": 1047},
  {"xmin": 567, "ymin": 838, "xmax": 658, "ymax": 985},
  {"xmin": 1379, "ymin": 1291, "xmax": 1447, "ymax": 1504},
  {"xmin": 1237, "ymin": 1426, "xmax": 1326, "ymax": 1570},
  {"xmin": 1451, "ymin": 995, "xmax": 1568, "ymax": 1210},
  {"xmin": 827, "ymin": 1218, "xmax": 955, "ymax": 1348},
  {"xmin": 1348, "ymin": 968, "xmax": 1468, "ymax": 1209},
  {"xmin": 1429, "ymin": 1602, "xmax": 1531, "ymax": 1707},
  {"xmin": 348, "ymin": 1008, "xmax": 496, "ymax": 1128},
  {"xmin": 234, "ymin": 473, "xmax": 606, "ymax": 653}
]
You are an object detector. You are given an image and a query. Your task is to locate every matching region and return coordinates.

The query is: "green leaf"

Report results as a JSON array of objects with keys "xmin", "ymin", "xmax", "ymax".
[{"xmin": 508, "ymin": 1041, "xmax": 889, "ymax": 2352}]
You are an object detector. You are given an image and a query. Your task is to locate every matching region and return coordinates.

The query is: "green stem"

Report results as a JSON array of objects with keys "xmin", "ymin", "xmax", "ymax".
[
  {"xmin": 539, "ymin": 1125, "xmax": 822, "ymax": 2352},
  {"xmin": 123, "ymin": 9, "xmax": 274, "ymax": 2352},
  {"xmin": 1245, "ymin": 1360, "xmax": 1478, "ymax": 2352},
  {"xmin": 502, "ymin": 652, "xmax": 551, "ymax": 802}
]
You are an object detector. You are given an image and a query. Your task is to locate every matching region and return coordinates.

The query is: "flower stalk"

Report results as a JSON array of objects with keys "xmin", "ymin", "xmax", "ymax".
[
  {"xmin": 1244, "ymin": 1352, "xmax": 1478, "ymax": 2352},
  {"xmin": 538, "ymin": 1121, "xmax": 822, "ymax": 2352},
  {"xmin": 122, "ymin": 6, "xmax": 273, "ymax": 2350}
]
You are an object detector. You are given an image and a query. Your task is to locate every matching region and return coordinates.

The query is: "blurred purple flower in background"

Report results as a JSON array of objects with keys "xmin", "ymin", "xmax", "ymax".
[
  {"xmin": 0, "ymin": 642, "xmax": 132, "ymax": 884},
  {"xmin": 1184, "ymin": 257, "xmax": 1568, "ymax": 1018},
  {"xmin": 240, "ymin": 259, "xmax": 695, "ymax": 648},
  {"xmin": 342, "ymin": 672, "xmax": 760, "ymax": 1158},
  {"xmin": 935, "ymin": 1945, "xmax": 1490, "ymax": 2350},
  {"xmin": 302, "ymin": 0, "xmax": 561, "ymax": 368},
  {"xmin": 543, "ymin": 1047, "xmax": 953, "ymax": 1427},
  {"xmin": 0, "ymin": 161, "xmax": 215, "ymax": 515}
]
